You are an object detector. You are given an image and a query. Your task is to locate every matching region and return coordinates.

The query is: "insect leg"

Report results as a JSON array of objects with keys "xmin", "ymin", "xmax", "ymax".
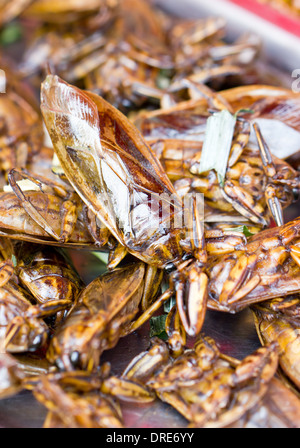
[
  {"xmin": 8, "ymin": 168, "xmax": 80, "ymax": 242},
  {"xmin": 253, "ymin": 122, "xmax": 284, "ymax": 226},
  {"xmin": 83, "ymin": 205, "xmax": 111, "ymax": 248},
  {"xmin": 107, "ymin": 243, "xmax": 128, "ymax": 270},
  {"xmin": 59, "ymin": 192, "xmax": 80, "ymax": 243},
  {"xmin": 165, "ymin": 304, "xmax": 186, "ymax": 358},
  {"xmin": 228, "ymin": 118, "xmax": 251, "ymax": 167},
  {"xmin": 125, "ymin": 288, "xmax": 174, "ymax": 334},
  {"xmin": 101, "ymin": 376, "xmax": 156, "ymax": 403},
  {"xmin": 175, "ymin": 196, "xmax": 208, "ymax": 337},
  {"xmin": 0, "ymin": 259, "xmax": 14, "ymax": 287}
]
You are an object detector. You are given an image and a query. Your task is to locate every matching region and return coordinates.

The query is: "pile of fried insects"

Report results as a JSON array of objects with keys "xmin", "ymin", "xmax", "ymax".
[{"xmin": 0, "ymin": 0, "xmax": 300, "ymax": 428}]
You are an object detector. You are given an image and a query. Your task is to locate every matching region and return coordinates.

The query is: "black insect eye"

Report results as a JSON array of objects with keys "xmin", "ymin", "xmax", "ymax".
[
  {"xmin": 55, "ymin": 358, "xmax": 66, "ymax": 371},
  {"xmin": 292, "ymin": 188, "xmax": 300, "ymax": 202},
  {"xmin": 165, "ymin": 262, "xmax": 176, "ymax": 274},
  {"xmin": 70, "ymin": 351, "xmax": 81, "ymax": 368},
  {"xmin": 30, "ymin": 334, "xmax": 44, "ymax": 351}
]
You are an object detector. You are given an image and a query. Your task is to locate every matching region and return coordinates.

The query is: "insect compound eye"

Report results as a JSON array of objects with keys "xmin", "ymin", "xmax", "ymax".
[
  {"xmin": 70, "ymin": 351, "xmax": 81, "ymax": 368},
  {"xmin": 55, "ymin": 358, "xmax": 66, "ymax": 372},
  {"xmin": 292, "ymin": 187, "xmax": 300, "ymax": 202},
  {"xmin": 164, "ymin": 262, "xmax": 176, "ymax": 275},
  {"xmin": 30, "ymin": 334, "xmax": 44, "ymax": 351}
]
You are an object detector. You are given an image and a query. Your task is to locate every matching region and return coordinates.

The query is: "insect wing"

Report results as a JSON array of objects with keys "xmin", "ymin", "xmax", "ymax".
[
  {"xmin": 41, "ymin": 76, "xmax": 182, "ymax": 255},
  {"xmin": 80, "ymin": 262, "xmax": 146, "ymax": 323}
]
